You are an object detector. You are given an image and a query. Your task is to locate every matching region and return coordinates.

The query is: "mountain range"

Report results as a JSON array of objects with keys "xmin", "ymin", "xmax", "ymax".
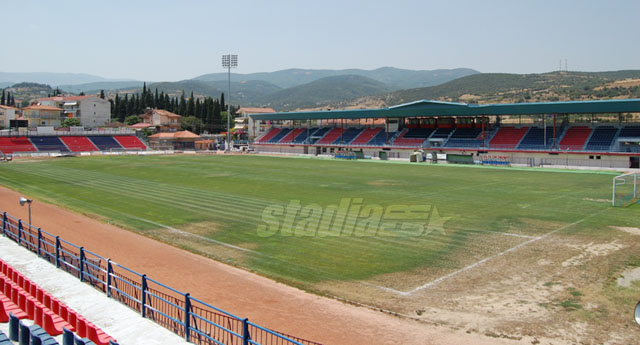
[{"xmin": 3, "ymin": 68, "xmax": 640, "ymax": 112}]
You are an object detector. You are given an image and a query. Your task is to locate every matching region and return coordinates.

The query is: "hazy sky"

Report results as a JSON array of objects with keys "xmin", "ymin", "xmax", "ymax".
[{"xmin": 3, "ymin": 0, "xmax": 639, "ymax": 81}]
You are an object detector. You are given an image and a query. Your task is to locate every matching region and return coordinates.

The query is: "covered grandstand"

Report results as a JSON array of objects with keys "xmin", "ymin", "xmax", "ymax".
[{"xmin": 248, "ymin": 99, "xmax": 640, "ymax": 169}]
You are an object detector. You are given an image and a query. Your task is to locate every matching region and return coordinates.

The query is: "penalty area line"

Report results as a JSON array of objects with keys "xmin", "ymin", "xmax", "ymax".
[{"xmin": 375, "ymin": 212, "xmax": 602, "ymax": 297}]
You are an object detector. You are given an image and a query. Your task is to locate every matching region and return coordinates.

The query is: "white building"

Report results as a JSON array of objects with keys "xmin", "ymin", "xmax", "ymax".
[
  {"xmin": 37, "ymin": 95, "xmax": 111, "ymax": 128},
  {"xmin": 235, "ymin": 107, "xmax": 276, "ymax": 140},
  {"xmin": 0, "ymin": 105, "xmax": 17, "ymax": 129}
]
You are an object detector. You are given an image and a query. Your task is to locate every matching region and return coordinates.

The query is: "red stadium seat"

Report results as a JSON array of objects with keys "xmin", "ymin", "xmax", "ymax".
[
  {"xmin": 76, "ymin": 317, "xmax": 88, "ymax": 338},
  {"xmin": 44, "ymin": 310, "xmax": 71, "ymax": 336},
  {"xmin": 0, "ymin": 295, "xmax": 28, "ymax": 322},
  {"xmin": 87, "ymin": 322, "xmax": 116, "ymax": 345}
]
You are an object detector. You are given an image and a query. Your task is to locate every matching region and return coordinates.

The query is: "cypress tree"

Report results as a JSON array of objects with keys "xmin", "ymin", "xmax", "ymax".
[
  {"xmin": 100, "ymin": 89, "xmax": 105, "ymax": 99},
  {"xmin": 1, "ymin": 89, "xmax": 5, "ymax": 105},
  {"xmin": 220, "ymin": 92, "xmax": 225, "ymax": 112},
  {"xmin": 187, "ymin": 91, "xmax": 195, "ymax": 116}
]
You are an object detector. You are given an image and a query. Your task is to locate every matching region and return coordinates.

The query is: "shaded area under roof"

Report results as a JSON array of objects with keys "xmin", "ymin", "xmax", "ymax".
[{"xmin": 249, "ymin": 99, "xmax": 640, "ymax": 121}]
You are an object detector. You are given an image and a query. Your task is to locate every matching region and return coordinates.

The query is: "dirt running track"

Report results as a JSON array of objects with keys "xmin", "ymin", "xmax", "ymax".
[{"xmin": 0, "ymin": 186, "xmax": 516, "ymax": 345}]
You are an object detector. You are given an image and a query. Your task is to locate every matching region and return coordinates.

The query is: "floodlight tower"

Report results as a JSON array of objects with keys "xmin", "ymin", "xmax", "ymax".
[{"xmin": 222, "ymin": 54, "xmax": 238, "ymax": 151}]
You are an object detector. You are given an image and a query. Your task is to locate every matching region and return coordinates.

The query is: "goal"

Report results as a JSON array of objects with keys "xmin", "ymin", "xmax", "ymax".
[{"xmin": 612, "ymin": 172, "xmax": 639, "ymax": 207}]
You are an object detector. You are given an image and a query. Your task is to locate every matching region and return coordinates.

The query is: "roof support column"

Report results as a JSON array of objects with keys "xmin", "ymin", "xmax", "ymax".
[
  {"xmin": 553, "ymin": 113, "xmax": 557, "ymax": 149},
  {"xmin": 386, "ymin": 118, "xmax": 389, "ymax": 145}
]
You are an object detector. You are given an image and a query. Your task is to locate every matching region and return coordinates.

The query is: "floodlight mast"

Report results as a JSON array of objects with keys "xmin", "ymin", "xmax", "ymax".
[{"xmin": 222, "ymin": 54, "xmax": 238, "ymax": 151}]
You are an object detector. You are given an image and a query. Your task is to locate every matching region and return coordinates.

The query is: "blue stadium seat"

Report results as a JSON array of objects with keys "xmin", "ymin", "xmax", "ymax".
[
  {"xmin": 445, "ymin": 128, "xmax": 483, "ymax": 147},
  {"xmin": 429, "ymin": 128, "xmax": 453, "ymax": 139},
  {"xmin": 584, "ymin": 126, "xmax": 619, "ymax": 151},
  {"xmin": 87, "ymin": 136, "xmax": 124, "ymax": 151},
  {"xmin": 368, "ymin": 130, "xmax": 394, "ymax": 146},
  {"xmin": 309, "ymin": 127, "xmax": 332, "ymax": 144},
  {"xmin": 30, "ymin": 136, "xmax": 70, "ymax": 152},
  {"xmin": 619, "ymin": 126, "xmax": 640, "ymax": 138},
  {"xmin": 0, "ymin": 330, "xmax": 10, "ymax": 345},
  {"xmin": 293, "ymin": 128, "xmax": 319, "ymax": 143},
  {"xmin": 332, "ymin": 128, "xmax": 363, "ymax": 144},
  {"xmin": 267, "ymin": 128, "xmax": 292, "ymax": 143},
  {"xmin": 517, "ymin": 127, "xmax": 555, "ymax": 149},
  {"xmin": 404, "ymin": 128, "xmax": 435, "ymax": 138}
]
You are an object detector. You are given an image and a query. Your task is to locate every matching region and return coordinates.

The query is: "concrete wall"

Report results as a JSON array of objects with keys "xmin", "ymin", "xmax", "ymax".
[{"xmin": 253, "ymin": 144, "xmax": 636, "ymax": 169}]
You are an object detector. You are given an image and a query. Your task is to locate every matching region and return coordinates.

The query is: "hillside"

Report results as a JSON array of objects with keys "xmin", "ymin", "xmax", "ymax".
[
  {"xmin": 333, "ymin": 70, "xmax": 640, "ymax": 108},
  {"xmin": 194, "ymin": 67, "xmax": 478, "ymax": 90},
  {"xmin": 60, "ymin": 81, "xmax": 144, "ymax": 94},
  {"xmin": 257, "ymin": 75, "xmax": 391, "ymax": 110},
  {"xmin": 0, "ymin": 72, "xmax": 134, "ymax": 87},
  {"xmin": 146, "ymin": 79, "xmax": 282, "ymax": 102},
  {"xmin": 3, "ymin": 82, "xmax": 55, "ymax": 104}
]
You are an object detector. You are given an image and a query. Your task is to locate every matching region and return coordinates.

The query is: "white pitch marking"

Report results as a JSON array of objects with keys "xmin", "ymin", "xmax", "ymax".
[{"xmin": 369, "ymin": 212, "xmax": 602, "ymax": 297}]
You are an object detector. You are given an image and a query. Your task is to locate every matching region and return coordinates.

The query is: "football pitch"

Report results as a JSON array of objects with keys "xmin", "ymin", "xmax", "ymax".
[{"xmin": 0, "ymin": 155, "xmax": 638, "ymax": 316}]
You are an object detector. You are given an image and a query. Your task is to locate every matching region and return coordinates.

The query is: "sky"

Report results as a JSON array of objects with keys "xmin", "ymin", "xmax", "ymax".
[{"xmin": 2, "ymin": 0, "xmax": 639, "ymax": 81}]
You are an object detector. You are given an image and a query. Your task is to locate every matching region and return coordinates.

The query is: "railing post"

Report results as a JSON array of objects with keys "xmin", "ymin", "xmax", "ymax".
[
  {"xmin": 141, "ymin": 274, "xmax": 147, "ymax": 317},
  {"xmin": 37, "ymin": 228, "xmax": 42, "ymax": 257},
  {"xmin": 106, "ymin": 259, "xmax": 112, "ymax": 297},
  {"xmin": 184, "ymin": 293, "xmax": 191, "ymax": 342},
  {"xmin": 79, "ymin": 247, "xmax": 85, "ymax": 282},
  {"xmin": 242, "ymin": 318, "xmax": 249, "ymax": 345},
  {"xmin": 17, "ymin": 220, "xmax": 22, "ymax": 245},
  {"xmin": 55, "ymin": 236, "xmax": 61, "ymax": 268},
  {"xmin": 2, "ymin": 212, "xmax": 6, "ymax": 236}
]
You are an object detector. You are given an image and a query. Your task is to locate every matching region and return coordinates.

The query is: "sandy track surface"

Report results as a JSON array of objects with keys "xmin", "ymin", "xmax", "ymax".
[{"xmin": 0, "ymin": 186, "xmax": 520, "ymax": 345}]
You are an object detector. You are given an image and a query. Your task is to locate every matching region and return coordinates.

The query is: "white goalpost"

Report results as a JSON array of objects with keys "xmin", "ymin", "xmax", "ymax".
[{"xmin": 612, "ymin": 172, "xmax": 639, "ymax": 207}]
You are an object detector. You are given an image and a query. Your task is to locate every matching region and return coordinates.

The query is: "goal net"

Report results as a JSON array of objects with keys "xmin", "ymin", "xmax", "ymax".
[{"xmin": 612, "ymin": 172, "xmax": 639, "ymax": 207}]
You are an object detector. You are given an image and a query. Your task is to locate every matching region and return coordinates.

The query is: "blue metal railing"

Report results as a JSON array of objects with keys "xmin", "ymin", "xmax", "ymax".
[{"xmin": 0, "ymin": 210, "xmax": 319, "ymax": 345}]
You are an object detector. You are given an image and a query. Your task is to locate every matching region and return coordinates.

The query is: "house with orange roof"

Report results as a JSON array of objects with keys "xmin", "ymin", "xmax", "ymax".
[
  {"xmin": 37, "ymin": 94, "xmax": 110, "ymax": 127},
  {"xmin": 22, "ymin": 105, "xmax": 64, "ymax": 127},
  {"xmin": 139, "ymin": 108, "xmax": 181, "ymax": 132},
  {"xmin": 147, "ymin": 130, "xmax": 200, "ymax": 149},
  {"xmin": 0, "ymin": 105, "xmax": 18, "ymax": 129}
]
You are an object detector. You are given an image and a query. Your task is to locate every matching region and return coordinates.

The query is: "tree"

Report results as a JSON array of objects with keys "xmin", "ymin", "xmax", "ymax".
[
  {"xmin": 124, "ymin": 115, "xmax": 142, "ymax": 125},
  {"xmin": 187, "ymin": 91, "xmax": 195, "ymax": 116},
  {"xmin": 61, "ymin": 118, "xmax": 82, "ymax": 127},
  {"xmin": 1, "ymin": 89, "xmax": 5, "ymax": 105},
  {"xmin": 220, "ymin": 92, "xmax": 225, "ymax": 112},
  {"xmin": 100, "ymin": 90, "xmax": 105, "ymax": 99},
  {"xmin": 181, "ymin": 116, "xmax": 203, "ymax": 133},
  {"xmin": 79, "ymin": 92, "xmax": 86, "ymax": 96}
]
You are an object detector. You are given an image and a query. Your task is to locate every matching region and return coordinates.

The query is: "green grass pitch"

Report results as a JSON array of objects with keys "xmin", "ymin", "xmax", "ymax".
[{"xmin": 0, "ymin": 155, "xmax": 636, "ymax": 291}]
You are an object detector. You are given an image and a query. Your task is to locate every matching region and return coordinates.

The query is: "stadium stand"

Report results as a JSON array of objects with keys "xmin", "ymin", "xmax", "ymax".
[
  {"xmin": 392, "ymin": 128, "xmax": 433, "ymax": 146},
  {"xmin": 278, "ymin": 128, "xmax": 306, "ymax": 143},
  {"xmin": 316, "ymin": 128, "xmax": 344, "ymax": 144},
  {"xmin": 0, "ymin": 259, "xmax": 117, "ymax": 345},
  {"xmin": 619, "ymin": 125, "xmax": 640, "ymax": 137},
  {"xmin": 113, "ymin": 136, "xmax": 146, "ymax": 150},
  {"xmin": 0, "ymin": 137, "xmax": 37, "ymax": 154},
  {"xmin": 255, "ymin": 128, "xmax": 281, "ymax": 143},
  {"xmin": 517, "ymin": 127, "xmax": 556, "ymax": 149},
  {"xmin": 489, "ymin": 127, "xmax": 529, "ymax": 149},
  {"xmin": 368, "ymin": 130, "xmax": 393, "ymax": 146},
  {"xmin": 559, "ymin": 126, "xmax": 592, "ymax": 150},
  {"xmin": 333, "ymin": 128, "xmax": 363, "ymax": 144},
  {"xmin": 29, "ymin": 137, "xmax": 70, "ymax": 152},
  {"xmin": 87, "ymin": 136, "xmax": 123, "ymax": 151},
  {"xmin": 267, "ymin": 128, "xmax": 292, "ymax": 143},
  {"xmin": 351, "ymin": 127, "xmax": 382, "ymax": 145},
  {"xmin": 429, "ymin": 128, "xmax": 453, "ymax": 139},
  {"xmin": 309, "ymin": 127, "xmax": 332, "ymax": 144},
  {"xmin": 584, "ymin": 126, "xmax": 619, "ymax": 151},
  {"xmin": 59, "ymin": 137, "xmax": 99, "ymax": 152},
  {"xmin": 293, "ymin": 128, "xmax": 319, "ymax": 143},
  {"xmin": 445, "ymin": 128, "xmax": 484, "ymax": 148}
]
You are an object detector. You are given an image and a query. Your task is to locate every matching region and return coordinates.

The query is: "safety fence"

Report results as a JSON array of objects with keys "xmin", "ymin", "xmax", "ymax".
[{"xmin": 1, "ymin": 211, "xmax": 321, "ymax": 345}]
